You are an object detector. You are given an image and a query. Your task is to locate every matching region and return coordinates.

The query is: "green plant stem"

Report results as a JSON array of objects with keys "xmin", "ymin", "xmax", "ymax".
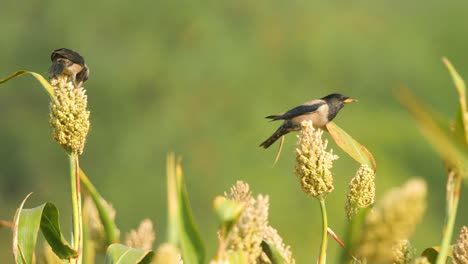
[
  {"xmin": 436, "ymin": 170, "xmax": 461, "ymax": 264},
  {"xmin": 79, "ymin": 168, "xmax": 119, "ymax": 245},
  {"xmin": 318, "ymin": 198, "xmax": 328, "ymax": 264},
  {"xmin": 69, "ymin": 153, "xmax": 82, "ymax": 264},
  {"xmin": 166, "ymin": 153, "xmax": 178, "ymax": 244},
  {"xmin": 340, "ymin": 208, "xmax": 369, "ymax": 263}
]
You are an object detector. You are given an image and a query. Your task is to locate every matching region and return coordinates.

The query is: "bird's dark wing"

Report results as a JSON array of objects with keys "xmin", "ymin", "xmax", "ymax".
[
  {"xmin": 266, "ymin": 102, "xmax": 325, "ymax": 120},
  {"xmin": 76, "ymin": 65, "xmax": 90, "ymax": 83},
  {"xmin": 48, "ymin": 60, "xmax": 66, "ymax": 75},
  {"xmin": 51, "ymin": 48, "xmax": 85, "ymax": 65}
]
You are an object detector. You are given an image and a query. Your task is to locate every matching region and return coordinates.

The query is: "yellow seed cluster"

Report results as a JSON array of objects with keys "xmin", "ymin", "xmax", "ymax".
[
  {"xmin": 49, "ymin": 76, "xmax": 90, "ymax": 155},
  {"xmin": 225, "ymin": 181, "xmax": 251, "ymax": 203},
  {"xmin": 414, "ymin": 257, "xmax": 430, "ymax": 264},
  {"xmin": 392, "ymin": 240, "xmax": 415, "ymax": 264},
  {"xmin": 153, "ymin": 243, "xmax": 183, "ymax": 264},
  {"xmin": 345, "ymin": 165, "xmax": 375, "ymax": 219},
  {"xmin": 125, "ymin": 219, "xmax": 156, "ymax": 251},
  {"xmin": 222, "ymin": 181, "xmax": 294, "ymax": 264},
  {"xmin": 357, "ymin": 179, "xmax": 427, "ymax": 263},
  {"xmin": 226, "ymin": 194, "xmax": 269, "ymax": 263},
  {"xmin": 294, "ymin": 121, "xmax": 338, "ymax": 199},
  {"xmin": 453, "ymin": 226, "xmax": 468, "ymax": 264}
]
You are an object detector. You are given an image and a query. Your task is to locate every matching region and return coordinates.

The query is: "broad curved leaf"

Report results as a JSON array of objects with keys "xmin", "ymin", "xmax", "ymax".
[
  {"xmin": 13, "ymin": 194, "xmax": 76, "ymax": 264},
  {"xmin": 326, "ymin": 122, "xmax": 376, "ymax": 170},
  {"xmin": 13, "ymin": 193, "xmax": 32, "ymax": 264},
  {"xmin": 105, "ymin": 244, "xmax": 154, "ymax": 264},
  {"xmin": 0, "ymin": 70, "xmax": 54, "ymax": 98}
]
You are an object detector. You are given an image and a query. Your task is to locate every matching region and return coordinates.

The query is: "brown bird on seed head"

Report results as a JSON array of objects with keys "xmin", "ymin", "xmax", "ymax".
[
  {"xmin": 48, "ymin": 48, "xmax": 89, "ymax": 88},
  {"xmin": 260, "ymin": 93, "xmax": 357, "ymax": 149}
]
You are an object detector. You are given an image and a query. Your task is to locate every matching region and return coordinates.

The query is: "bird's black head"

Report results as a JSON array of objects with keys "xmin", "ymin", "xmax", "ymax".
[
  {"xmin": 50, "ymin": 48, "xmax": 85, "ymax": 66},
  {"xmin": 321, "ymin": 93, "xmax": 357, "ymax": 104},
  {"xmin": 321, "ymin": 93, "xmax": 357, "ymax": 121}
]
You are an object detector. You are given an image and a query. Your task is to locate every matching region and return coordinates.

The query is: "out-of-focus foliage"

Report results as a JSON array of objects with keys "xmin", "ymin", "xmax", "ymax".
[{"xmin": 2, "ymin": 1, "xmax": 468, "ymax": 262}]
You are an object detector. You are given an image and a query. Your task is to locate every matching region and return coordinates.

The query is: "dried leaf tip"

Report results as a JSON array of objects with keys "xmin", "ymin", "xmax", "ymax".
[
  {"xmin": 345, "ymin": 165, "xmax": 375, "ymax": 219},
  {"xmin": 49, "ymin": 76, "xmax": 90, "ymax": 154},
  {"xmin": 294, "ymin": 120, "xmax": 338, "ymax": 199}
]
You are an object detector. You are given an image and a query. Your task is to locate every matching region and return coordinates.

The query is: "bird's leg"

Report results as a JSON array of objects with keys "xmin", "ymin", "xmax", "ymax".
[
  {"xmin": 70, "ymin": 76, "xmax": 81, "ymax": 89},
  {"xmin": 76, "ymin": 80, "xmax": 84, "ymax": 89}
]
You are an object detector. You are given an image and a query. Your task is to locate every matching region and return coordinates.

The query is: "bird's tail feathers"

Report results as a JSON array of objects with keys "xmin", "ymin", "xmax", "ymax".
[
  {"xmin": 259, "ymin": 125, "xmax": 290, "ymax": 149},
  {"xmin": 265, "ymin": 114, "xmax": 284, "ymax": 121}
]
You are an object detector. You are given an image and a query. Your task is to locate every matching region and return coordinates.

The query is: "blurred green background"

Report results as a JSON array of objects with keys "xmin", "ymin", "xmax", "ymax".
[{"xmin": 1, "ymin": 1, "xmax": 468, "ymax": 263}]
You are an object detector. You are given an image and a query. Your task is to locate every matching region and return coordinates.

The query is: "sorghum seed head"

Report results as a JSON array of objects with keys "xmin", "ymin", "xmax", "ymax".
[
  {"xmin": 294, "ymin": 121, "xmax": 338, "ymax": 199},
  {"xmin": 49, "ymin": 76, "xmax": 90, "ymax": 155},
  {"xmin": 345, "ymin": 165, "xmax": 376, "ymax": 219},
  {"xmin": 357, "ymin": 179, "xmax": 427, "ymax": 263}
]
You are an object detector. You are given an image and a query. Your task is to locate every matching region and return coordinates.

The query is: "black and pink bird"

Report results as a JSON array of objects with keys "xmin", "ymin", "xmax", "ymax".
[
  {"xmin": 48, "ymin": 48, "xmax": 89, "ymax": 88},
  {"xmin": 260, "ymin": 93, "xmax": 357, "ymax": 148}
]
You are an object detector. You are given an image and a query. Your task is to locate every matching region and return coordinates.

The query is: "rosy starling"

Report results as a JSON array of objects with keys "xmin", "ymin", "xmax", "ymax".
[
  {"xmin": 48, "ymin": 48, "xmax": 89, "ymax": 88},
  {"xmin": 260, "ymin": 93, "xmax": 357, "ymax": 148}
]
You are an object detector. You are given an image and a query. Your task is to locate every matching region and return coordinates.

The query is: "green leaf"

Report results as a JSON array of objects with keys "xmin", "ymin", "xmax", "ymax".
[
  {"xmin": 340, "ymin": 207, "xmax": 370, "ymax": 263},
  {"xmin": 261, "ymin": 241, "xmax": 285, "ymax": 264},
  {"xmin": 13, "ymin": 194, "xmax": 76, "ymax": 264},
  {"xmin": 213, "ymin": 196, "xmax": 244, "ymax": 223},
  {"xmin": 80, "ymin": 169, "xmax": 120, "ymax": 245},
  {"xmin": 40, "ymin": 203, "xmax": 77, "ymax": 258},
  {"xmin": 443, "ymin": 58, "xmax": 468, "ymax": 146},
  {"xmin": 0, "ymin": 70, "xmax": 54, "ymax": 98},
  {"xmin": 421, "ymin": 247, "xmax": 440, "ymax": 263},
  {"xmin": 166, "ymin": 153, "xmax": 205, "ymax": 264},
  {"xmin": 213, "ymin": 196, "xmax": 244, "ymax": 240},
  {"xmin": 397, "ymin": 87, "xmax": 468, "ymax": 177},
  {"xmin": 105, "ymin": 244, "xmax": 154, "ymax": 264},
  {"xmin": 13, "ymin": 193, "xmax": 33, "ymax": 264},
  {"xmin": 326, "ymin": 122, "xmax": 376, "ymax": 170}
]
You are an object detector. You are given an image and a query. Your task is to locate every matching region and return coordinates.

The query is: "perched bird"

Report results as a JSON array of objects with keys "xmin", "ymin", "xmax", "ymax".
[
  {"xmin": 260, "ymin": 93, "xmax": 357, "ymax": 148},
  {"xmin": 48, "ymin": 48, "xmax": 89, "ymax": 88}
]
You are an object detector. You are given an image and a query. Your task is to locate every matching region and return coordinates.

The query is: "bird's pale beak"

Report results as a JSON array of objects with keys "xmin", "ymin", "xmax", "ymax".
[{"xmin": 344, "ymin": 98, "xmax": 358, "ymax": 104}]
